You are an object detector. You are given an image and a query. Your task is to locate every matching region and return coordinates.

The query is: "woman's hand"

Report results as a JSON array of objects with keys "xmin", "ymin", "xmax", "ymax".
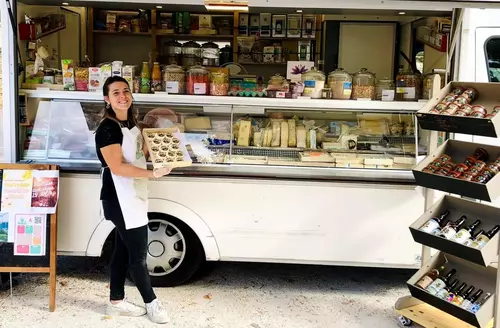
[{"xmin": 153, "ymin": 167, "xmax": 172, "ymax": 178}]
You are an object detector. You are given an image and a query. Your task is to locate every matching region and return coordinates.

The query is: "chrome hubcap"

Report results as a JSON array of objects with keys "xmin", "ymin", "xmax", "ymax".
[{"xmin": 147, "ymin": 219, "xmax": 186, "ymax": 276}]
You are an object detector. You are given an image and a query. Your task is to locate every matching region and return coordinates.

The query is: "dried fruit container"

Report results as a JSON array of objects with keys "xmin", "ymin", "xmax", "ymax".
[
  {"xmin": 163, "ymin": 63, "xmax": 185, "ymax": 94},
  {"xmin": 375, "ymin": 77, "xmax": 395, "ymax": 100},
  {"xmin": 182, "ymin": 41, "xmax": 201, "ymax": 67},
  {"xmin": 163, "ymin": 40, "xmax": 182, "ymax": 65},
  {"xmin": 352, "ymin": 68, "xmax": 375, "ymax": 100},
  {"xmin": 186, "ymin": 65, "xmax": 209, "ymax": 95},
  {"xmin": 327, "ymin": 68, "xmax": 352, "ymax": 100},
  {"xmin": 210, "ymin": 70, "xmax": 229, "ymax": 96},
  {"xmin": 301, "ymin": 67, "xmax": 325, "ymax": 99},
  {"xmin": 395, "ymin": 69, "xmax": 420, "ymax": 101},
  {"xmin": 201, "ymin": 42, "xmax": 220, "ymax": 67}
]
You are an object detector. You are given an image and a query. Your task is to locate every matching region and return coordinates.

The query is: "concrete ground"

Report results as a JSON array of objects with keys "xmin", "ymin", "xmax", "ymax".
[{"xmin": 0, "ymin": 258, "xmax": 416, "ymax": 328}]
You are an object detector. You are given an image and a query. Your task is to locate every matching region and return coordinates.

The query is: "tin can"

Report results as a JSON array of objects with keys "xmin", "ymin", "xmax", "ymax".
[
  {"xmin": 473, "ymin": 160, "xmax": 486, "ymax": 171},
  {"xmin": 485, "ymin": 114, "xmax": 496, "ymax": 120},
  {"xmin": 461, "ymin": 172, "xmax": 475, "ymax": 181},
  {"xmin": 443, "ymin": 94, "xmax": 458, "ymax": 102},
  {"xmin": 430, "ymin": 160, "xmax": 444, "ymax": 168},
  {"xmin": 437, "ymin": 154, "xmax": 452, "ymax": 163},
  {"xmin": 467, "ymin": 167, "xmax": 481, "ymax": 176},
  {"xmin": 453, "ymin": 163, "xmax": 469, "ymax": 174},
  {"xmin": 460, "ymin": 104, "xmax": 473, "ymax": 115},
  {"xmin": 472, "ymin": 105, "xmax": 487, "ymax": 115},
  {"xmin": 494, "ymin": 157, "xmax": 500, "ymax": 167},
  {"xmin": 436, "ymin": 168, "xmax": 451, "ymax": 176},
  {"xmin": 487, "ymin": 162, "xmax": 500, "ymax": 174},
  {"xmin": 454, "ymin": 96, "xmax": 470, "ymax": 105},
  {"xmin": 442, "ymin": 162, "xmax": 456, "ymax": 171},
  {"xmin": 464, "ymin": 156, "xmax": 477, "ymax": 167},
  {"xmin": 474, "ymin": 148, "xmax": 489, "ymax": 161},
  {"xmin": 494, "ymin": 105, "xmax": 500, "ymax": 114},
  {"xmin": 429, "ymin": 108, "xmax": 441, "ymax": 114},
  {"xmin": 463, "ymin": 88, "xmax": 477, "ymax": 101},
  {"xmin": 422, "ymin": 167, "xmax": 435, "ymax": 173},
  {"xmin": 481, "ymin": 168, "xmax": 495, "ymax": 180},
  {"xmin": 474, "ymin": 172, "xmax": 491, "ymax": 184},
  {"xmin": 451, "ymin": 87, "xmax": 465, "ymax": 95},
  {"xmin": 434, "ymin": 102, "xmax": 450, "ymax": 112},
  {"xmin": 449, "ymin": 170, "xmax": 463, "ymax": 178},
  {"xmin": 470, "ymin": 111, "xmax": 486, "ymax": 118},
  {"xmin": 454, "ymin": 110, "xmax": 469, "ymax": 116}
]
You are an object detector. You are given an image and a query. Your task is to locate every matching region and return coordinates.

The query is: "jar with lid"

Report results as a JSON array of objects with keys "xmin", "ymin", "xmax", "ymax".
[
  {"xmin": 375, "ymin": 77, "xmax": 395, "ymax": 101},
  {"xmin": 201, "ymin": 42, "xmax": 220, "ymax": 67},
  {"xmin": 163, "ymin": 40, "xmax": 182, "ymax": 65},
  {"xmin": 210, "ymin": 70, "xmax": 229, "ymax": 96},
  {"xmin": 422, "ymin": 73, "xmax": 440, "ymax": 100},
  {"xmin": 327, "ymin": 68, "xmax": 352, "ymax": 100},
  {"xmin": 182, "ymin": 41, "xmax": 201, "ymax": 67},
  {"xmin": 219, "ymin": 45, "xmax": 232, "ymax": 66},
  {"xmin": 186, "ymin": 65, "xmax": 209, "ymax": 95},
  {"xmin": 395, "ymin": 69, "xmax": 420, "ymax": 101},
  {"xmin": 42, "ymin": 69, "xmax": 55, "ymax": 84},
  {"xmin": 352, "ymin": 68, "xmax": 375, "ymax": 100},
  {"xmin": 55, "ymin": 70, "xmax": 63, "ymax": 85},
  {"xmin": 267, "ymin": 74, "xmax": 287, "ymax": 91},
  {"xmin": 163, "ymin": 64, "xmax": 185, "ymax": 94},
  {"xmin": 301, "ymin": 67, "xmax": 326, "ymax": 99}
]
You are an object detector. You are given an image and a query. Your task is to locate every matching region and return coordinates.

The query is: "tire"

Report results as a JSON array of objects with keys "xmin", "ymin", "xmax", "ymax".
[
  {"xmin": 397, "ymin": 316, "xmax": 413, "ymax": 327},
  {"xmin": 142, "ymin": 212, "xmax": 205, "ymax": 287}
]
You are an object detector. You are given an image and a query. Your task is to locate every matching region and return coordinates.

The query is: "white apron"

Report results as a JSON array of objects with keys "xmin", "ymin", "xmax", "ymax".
[{"xmin": 105, "ymin": 123, "xmax": 149, "ymax": 230}]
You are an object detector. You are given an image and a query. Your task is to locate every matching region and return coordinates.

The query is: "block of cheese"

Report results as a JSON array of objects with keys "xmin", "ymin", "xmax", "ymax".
[
  {"xmin": 253, "ymin": 132, "xmax": 262, "ymax": 147},
  {"xmin": 280, "ymin": 121, "xmax": 289, "ymax": 148},
  {"xmin": 288, "ymin": 120, "xmax": 296, "ymax": 147},
  {"xmin": 184, "ymin": 117, "xmax": 211, "ymax": 131},
  {"xmin": 393, "ymin": 156, "xmax": 416, "ymax": 165},
  {"xmin": 263, "ymin": 128, "xmax": 273, "ymax": 147},
  {"xmin": 237, "ymin": 120, "xmax": 251, "ymax": 146},
  {"xmin": 296, "ymin": 126, "xmax": 306, "ymax": 148},
  {"xmin": 271, "ymin": 121, "xmax": 281, "ymax": 147},
  {"xmin": 299, "ymin": 151, "xmax": 334, "ymax": 163}
]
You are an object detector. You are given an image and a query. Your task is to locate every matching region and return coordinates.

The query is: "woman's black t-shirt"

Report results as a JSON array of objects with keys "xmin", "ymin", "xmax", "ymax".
[{"xmin": 95, "ymin": 118, "xmax": 134, "ymax": 202}]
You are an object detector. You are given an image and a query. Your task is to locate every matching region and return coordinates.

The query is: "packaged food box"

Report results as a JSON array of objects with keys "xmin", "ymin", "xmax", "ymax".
[
  {"xmin": 101, "ymin": 64, "xmax": 112, "ymax": 85},
  {"xmin": 74, "ymin": 67, "xmax": 89, "ymax": 91},
  {"xmin": 122, "ymin": 65, "xmax": 135, "ymax": 90},
  {"xmin": 61, "ymin": 59, "xmax": 75, "ymax": 91},
  {"xmin": 88, "ymin": 67, "xmax": 102, "ymax": 92}
]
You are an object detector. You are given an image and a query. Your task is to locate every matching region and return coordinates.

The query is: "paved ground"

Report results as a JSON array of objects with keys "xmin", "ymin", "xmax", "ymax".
[{"xmin": 0, "ymin": 258, "xmax": 416, "ymax": 328}]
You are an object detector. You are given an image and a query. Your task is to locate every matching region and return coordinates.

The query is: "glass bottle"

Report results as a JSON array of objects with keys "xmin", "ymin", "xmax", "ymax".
[
  {"xmin": 461, "ymin": 289, "xmax": 483, "ymax": 310},
  {"xmin": 464, "ymin": 229, "xmax": 485, "ymax": 247},
  {"xmin": 473, "ymin": 225, "xmax": 500, "ymax": 249},
  {"xmin": 327, "ymin": 68, "xmax": 352, "ymax": 100},
  {"xmin": 81, "ymin": 55, "xmax": 92, "ymax": 68},
  {"xmin": 415, "ymin": 265, "xmax": 445, "ymax": 289},
  {"xmin": 420, "ymin": 211, "xmax": 449, "ymax": 234},
  {"xmin": 301, "ymin": 67, "xmax": 326, "ymax": 99},
  {"xmin": 426, "ymin": 268, "xmax": 457, "ymax": 295},
  {"xmin": 452, "ymin": 285, "xmax": 475, "ymax": 306},
  {"xmin": 445, "ymin": 282, "xmax": 467, "ymax": 303},
  {"xmin": 451, "ymin": 220, "xmax": 481, "ymax": 244},
  {"xmin": 352, "ymin": 68, "xmax": 376, "ymax": 100},
  {"xmin": 436, "ymin": 279, "xmax": 458, "ymax": 300},
  {"xmin": 140, "ymin": 61, "xmax": 151, "ymax": 94},
  {"xmin": 151, "ymin": 62, "xmax": 162, "ymax": 92},
  {"xmin": 439, "ymin": 216, "xmax": 467, "ymax": 240},
  {"xmin": 470, "ymin": 292, "xmax": 492, "ymax": 313}
]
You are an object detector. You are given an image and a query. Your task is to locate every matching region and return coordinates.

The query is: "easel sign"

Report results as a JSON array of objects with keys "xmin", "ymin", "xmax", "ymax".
[{"xmin": 0, "ymin": 163, "xmax": 59, "ymax": 312}]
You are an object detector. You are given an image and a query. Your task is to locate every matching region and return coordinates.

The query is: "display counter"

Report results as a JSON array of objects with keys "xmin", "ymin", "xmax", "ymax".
[{"xmin": 20, "ymin": 90, "xmax": 425, "ymax": 183}]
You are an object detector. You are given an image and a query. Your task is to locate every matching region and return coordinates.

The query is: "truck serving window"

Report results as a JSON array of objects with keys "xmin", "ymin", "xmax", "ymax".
[{"xmin": 485, "ymin": 37, "xmax": 500, "ymax": 82}]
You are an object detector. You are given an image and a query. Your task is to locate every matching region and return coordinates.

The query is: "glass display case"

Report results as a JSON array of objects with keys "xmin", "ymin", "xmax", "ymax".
[{"xmin": 20, "ymin": 94, "xmax": 422, "ymax": 182}]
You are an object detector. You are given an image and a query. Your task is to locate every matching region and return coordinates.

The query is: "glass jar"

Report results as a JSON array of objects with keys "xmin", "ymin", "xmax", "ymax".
[
  {"xmin": 375, "ymin": 77, "xmax": 395, "ymax": 101},
  {"xmin": 54, "ymin": 70, "xmax": 63, "ymax": 84},
  {"xmin": 422, "ymin": 73, "xmax": 440, "ymax": 100},
  {"xmin": 210, "ymin": 70, "xmax": 229, "ymax": 96},
  {"xmin": 301, "ymin": 67, "xmax": 326, "ymax": 99},
  {"xmin": 395, "ymin": 69, "xmax": 420, "ymax": 101},
  {"xmin": 352, "ymin": 68, "xmax": 375, "ymax": 100},
  {"xmin": 182, "ymin": 41, "xmax": 201, "ymax": 67},
  {"xmin": 267, "ymin": 74, "xmax": 286, "ymax": 91},
  {"xmin": 219, "ymin": 45, "xmax": 232, "ymax": 66},
  {"xmin": 186, "ymin": 65, "xmax": 209, "ymax": 95},
  {"xmin": 164, "ymin": 40, "xmax": 182, "ymax": 65},
  {"xmin": 42, "ymin": 69, "xmax": 55, "ymax": 84},
  {"xmin": 163, "ymin": 64, "xmax": 185, "ymax": 94},
  {"xmin": 327, "ymin": 68, "xmax": 352, "ymax": 100},
  {"xmin": 201, "ymin": 41, "xmax": 220, "ymax": 67}
]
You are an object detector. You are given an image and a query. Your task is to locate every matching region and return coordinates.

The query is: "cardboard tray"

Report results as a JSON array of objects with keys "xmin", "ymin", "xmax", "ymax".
[
  {"xmin": 410, "ymin": 195, "xmax": 500, "ymax": 267},
  {"xmin": 417, "ymin": 82, "xmax": 500, "ymax": 137},
  {"xmin": 413, "ymin": 139, "xmax": 500, "ymax": 202},
  {"xmin": 407, "ymin": 253, "xmax": 495, "ymax": 328},
  {"xmin": 142, "ymin": 128, "xmax": 193, "ymax": 169}
]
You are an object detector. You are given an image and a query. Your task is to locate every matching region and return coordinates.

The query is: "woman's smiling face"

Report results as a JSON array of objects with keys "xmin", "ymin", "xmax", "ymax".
[{"xmin": 104, "ymin": 81, "xmax": 132, "ymax": 116}]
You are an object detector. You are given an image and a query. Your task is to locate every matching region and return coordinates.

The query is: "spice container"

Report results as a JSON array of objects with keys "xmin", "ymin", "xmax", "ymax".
[
  {"xmin": 352, "ymin": 68, "xmax": 375, "ymax": 100},
  {"xmin": 163, "ymin": 64, "xmax": 185, "ymax": 94},
  {"xmin": 395, "ymin": 69, "xmax": 420, "ymax": 101},
  {"xmin": 375, "ymin": 77, "xmax": 395, "ymax": 101},
  {"xmin": 210, "ymin": 70, "xmax": 229, "ymax": 96},
  {"xmin": 163, "ymin": 40, "xmax": 182, "ymax": 65},
  {"xmin": 201, "ymin": 42, "xmax": 220, "ymax": 67},
  {"xmin": 182, "ymin": 41, "xmax": 201, "ymax": 67},
  {"xmin": 186, "ymin": 65, "xmax": 209, "ymax": 95},
  {"xmin": 301, "ymin": 67, "xmax": 325, "ymax": 99},
  {"xmin": 327, "ymin": 68, "xmax": 352, "ymax": 100},
  {"xmin": 42, "ymin": 69, "xmax": 55, "ymax": 84}
]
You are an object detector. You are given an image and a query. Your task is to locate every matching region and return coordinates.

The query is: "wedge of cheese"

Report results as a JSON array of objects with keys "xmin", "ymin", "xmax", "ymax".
[
  {"xmin": 237, "ymin": 120, "xmax": 251, "ymax": 146},
  {"xmin": 271, "ymin": 121, "xmax": 281, "ymax": 147},
  {"xmin": 184, "ymin": 117, "xmax": 211, "ymax": 131},
  {"xmin": 280, "ymin": 121, "xmax": 289, "ymax": 148},
  {"xmin": 263, "ymin": 128, "xmax": 273, "ymax": 147},
  {"xmin": 288, "ymin": 120, "xmax": 296, "ymax": 147},
  {"xmin": 296, "ymin": 126, "xmax": 306, "ymax": 148},
  {"xmin": 253, "ymin": 132, "xmax": 262, "ymax": 147}
]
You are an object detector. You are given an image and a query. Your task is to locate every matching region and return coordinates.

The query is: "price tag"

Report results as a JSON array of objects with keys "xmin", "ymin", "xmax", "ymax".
[
  {"xmin": 381, "ymin": 90, "xmax": 395, "ymax": 101},
  {"xmin": 276, "ymin": 91, "xmax": 286, "ymax": 98},
  {"xmin": 194, "ymin": 83, "xmax": 207, "ymax": 95}
]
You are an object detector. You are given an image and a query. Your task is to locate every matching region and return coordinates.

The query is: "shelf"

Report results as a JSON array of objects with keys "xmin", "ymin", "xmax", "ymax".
[
  {"xmin": 156, "ymin": 32, "xmax": 234, "ymax": 40},
  {"xmin": 20, "ymin": 90, "xmax": 426, "ymax": 112},
  {"xmin": 93, "ymin": 30, "xmax": 151, "ymax": 36}
]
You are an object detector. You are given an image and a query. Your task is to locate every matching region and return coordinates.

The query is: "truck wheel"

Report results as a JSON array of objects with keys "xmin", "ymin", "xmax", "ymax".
[
  {"xmin": 144, "ymin": 212, "xmax": 205, "ymax": 287},
  {"xmin": 398, "ymin": 315, "xmax": 413, "ymax": 327}
]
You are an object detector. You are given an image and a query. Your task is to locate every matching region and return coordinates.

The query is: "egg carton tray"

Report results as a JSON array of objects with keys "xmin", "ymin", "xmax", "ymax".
[{"xmin": 143, "ymin": 128, "xmax": 193, "ymax": 169}]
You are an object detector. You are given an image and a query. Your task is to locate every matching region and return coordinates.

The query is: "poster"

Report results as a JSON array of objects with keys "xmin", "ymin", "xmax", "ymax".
[
  {"xmin": 0, "ymin": 212, "xmax": 8, "ymax": 242},
  {"xmin": 31, "ymin": 170, "xmax": 59, "ymax": 214},
  {"xmin": 1, "ymin": 170, "xmax": 33, "ymax": 212},
  {"xmin": 14, "ymin": 214, "xmax": 46, "ymax": 256}
]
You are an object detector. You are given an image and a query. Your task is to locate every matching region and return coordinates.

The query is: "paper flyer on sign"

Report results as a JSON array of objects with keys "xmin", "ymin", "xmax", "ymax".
[
  {"xmin": 31, "ymin": 170, "xmax": 59, "ymax": 214},
  {"xmin": 1, "ymin": 170, "xmax": 33, "ymax": 212},
  {"xmin": 14, "ymin": 214, "xmax": 46, "ymax": 256},
  {"xmin": 0, "ymin": 212, "xmax": 8, "ymax": 242}
]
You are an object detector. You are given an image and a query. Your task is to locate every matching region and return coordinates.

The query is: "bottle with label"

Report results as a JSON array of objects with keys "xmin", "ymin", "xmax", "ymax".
[
  {"xmin": 439, "ymin": 216, "xmax": 467, "ymax": 240},
  {"xmin": 140, "ymin": 62, "xmax": 151, "ymax": 94},
  {"xmin": 461, "ymin": 289, "xmax": 483, "ymax": 310},
  {"xmin": 415, "ymin": 265, "xmax": 445, "ymax": 289},
  {"xmin": 470, "ymin": 292, "xmax": 492, "ymax": 313},
  {"xmin": 464, "ymin": 229, "xmax": 485, "ymax": 247},
  {"xmin": 451, "ymin": 219, "xmax": 481, "ymax": 244},
  {"xmin": 436, "ymin": 279, "xmax": 458, "ymax": 300},
  {"xmin": 426, "ymin": 268, "xmax": 457, "ymax": 295},
  {"xmin": 452, "ymin": 285, "xmax": 474, "ymax": 306},
  {"xmin": 473, "ymin": 225, "xmax": 500, "ymax": 250},
  {"xmin": 420, "ymin": 211, "xmax": 450, "ymax": 234},
  {"xmin": 151, "ymin": 62, "xmax": 162, "ymax": 92},
  {"xmin": 446, "ymin": 282, "xmax": 467, "ymax": 303}
]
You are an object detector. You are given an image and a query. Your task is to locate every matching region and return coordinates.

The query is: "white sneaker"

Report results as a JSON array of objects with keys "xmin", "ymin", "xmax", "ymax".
[
  {"xmin": 146, "ymin": 299, "xmax": 170, "ymax": 324},
  {"xmin": 106, "ymin": 299, "xmax": 147, "ymax": 317}
]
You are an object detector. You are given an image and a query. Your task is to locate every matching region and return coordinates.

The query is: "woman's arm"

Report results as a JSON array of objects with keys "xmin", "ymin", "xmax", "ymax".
[
  {"xmin": 142, "ymin": 141, "xmax": 149, "ymax": 158},
  {"xmin": 101, "ymin": 144, "xmax": 154, "ymax": 178}
]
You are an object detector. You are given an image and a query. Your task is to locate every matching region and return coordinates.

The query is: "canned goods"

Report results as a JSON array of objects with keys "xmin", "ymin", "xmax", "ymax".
[
  {"xmin": 470, "ymin": 111, "xmax": 486, "ymax": 118},
  {"xmin": 442, "ymin": 108, "xmax": 457, "ymax": 116},
  {"xmin": 454, "ymin": 96, "xmax": 470, "ymax": 105},
  {"xmin": 449, "ymin": 170, "xmax": 463, "ymax": 179},
  {"xmin": 442, "ymin": 162, "xmax": 456, "ymax": 171},
  {"xmin": 493, "ymin": 106, "xmax": 500, "ymax": 113},
  {"xmin": 436, "ymin": 168, "xmax": 451, "ymax": 176},
  {"xmin": 485, "ymin": 114, "xmax": 496, "ymax": 120},
  {"xmin": 430, "ymin": 160, "xmax": 443, "ymax": 168},
  {"xmin": 494, "ymin": 157, "xmax": 500, "ymax": 166},
  {"xmin": 472, "ymin": 105, "xmax": 487, "ymax": 115},
  {"xmin": 451, "ymin": 87, "xmax": 465, "ymax": 95},
  {"xmin": 444, "ymin": 94, "xmax": 458, "ymax": 102},
  {"xmin": 460, "ymin": 104, "xmax": 473, "ymax": 115},
  {"xmin": 434, "ymin": 102, "xmax": 450, "ymax": 112},
  {"xmin": 467, "ymin": 166, "xmax": 481, "ymax": 176},
  {"xmin": 474, "ymin": 148, "xmax": 489, "ymax": 162},
  {"xmin": 461, "ymin": 172, "xmax": 475, "ymax": 181},
  {"xmin": 454, "ymin": 110, "xmax": 469, "ymax": 116},
  {"xmin": 429, "ymin": 108, "xmax": 441, "ymax": 114},
  {"xmin": 437, "ymin": 154, "xmax": 452, "ymax": 163},
  {"xmin": 487, "ymin": 163, "xmax": 500, "ymax": 174},
  {"xmin": 474, "ymin": 172, "xmax": 491, "ymax": 184},
  {"xmin": 464, "ymin": 156, "xmax": 477, "ymax": 167},
  {"xmin": 473, "ymin": 160, "xmax": 486, "ymax": 171},
  {"xmin": 422, "ymin": 167, "xmax": 435, "ymax": 173},
  {"xmin": 481, "ymin": 168, "xmax": 495, "ymax": 180},
  {"xmin": 463, "ymin": 88, "xmax": 478, "ymax": 101},
  {"xmin": 453, "ymin": 163, "xmax": 469, "ymax": 174}
]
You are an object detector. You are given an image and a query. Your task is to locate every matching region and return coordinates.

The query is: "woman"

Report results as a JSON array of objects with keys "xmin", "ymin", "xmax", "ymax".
[{"xmin": 95, "ymin": 76, "xmax": 171, "ymax": 324}]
